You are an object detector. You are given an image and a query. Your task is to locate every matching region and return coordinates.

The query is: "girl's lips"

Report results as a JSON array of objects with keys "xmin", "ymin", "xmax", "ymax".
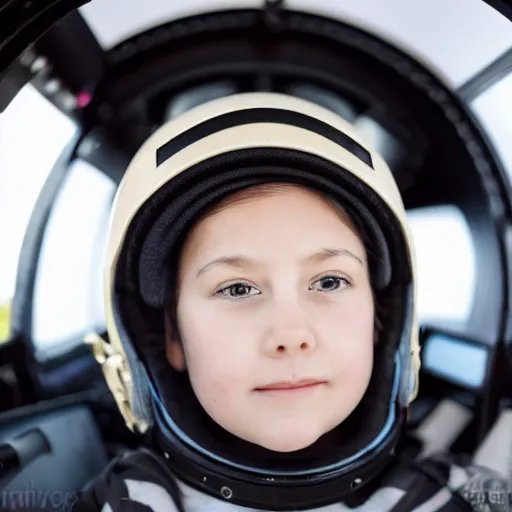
[{"xmin": 254, "ymin": 379, "xmax": 327, "ymax": 394}]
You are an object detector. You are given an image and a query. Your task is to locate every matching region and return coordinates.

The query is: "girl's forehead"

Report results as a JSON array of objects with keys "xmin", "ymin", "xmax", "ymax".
[{"xmin": 190, "ymin": 184, "xmax": 362, "ymax": 243}]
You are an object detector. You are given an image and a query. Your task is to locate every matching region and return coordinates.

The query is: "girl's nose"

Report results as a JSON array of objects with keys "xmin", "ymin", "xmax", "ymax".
[{"xmin": 263, "ymin": 307, "xmax": 317, "ymax": 358}]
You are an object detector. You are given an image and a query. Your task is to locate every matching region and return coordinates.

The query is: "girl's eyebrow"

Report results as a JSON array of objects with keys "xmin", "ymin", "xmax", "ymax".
[
  {"xmin": 196, "ymin": 247, "xmax": 363, "ymax": 277},
  {"xmin": 196, "ymin": 256, "xmax": 255, "ymax": 277},
  {"xmin": 311, "ymin": 247, "xmax": 363, "ymax": 266}
]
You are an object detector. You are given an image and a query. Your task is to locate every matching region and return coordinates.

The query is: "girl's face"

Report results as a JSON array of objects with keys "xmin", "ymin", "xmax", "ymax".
[{"xmin": 166, "ymin": 185, "xmax": 375, "ymax": 452}]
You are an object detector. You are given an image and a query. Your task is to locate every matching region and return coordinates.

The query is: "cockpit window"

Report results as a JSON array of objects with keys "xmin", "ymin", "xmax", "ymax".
[
  {"xmin": 0, "ymin": 85, "xmax": 75, "ymax": 345},
  {"xmin": 472, "ymin": 72, "xmax": 512, "ymax": 183},
  {"xmin": 32, "ymin": 160, "xmax": 115, "ymax": 359},
  {"xmin": 408, "ymin": 205, "xmax": 476, "ymax": 330}
]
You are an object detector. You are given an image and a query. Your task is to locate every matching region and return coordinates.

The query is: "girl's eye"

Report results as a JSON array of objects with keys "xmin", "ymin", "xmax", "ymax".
[
  {"xmin": 309, "ymin": 276, "xmax": 350, "ymax": 293},
  {"xmin": 217, "ymin": 283, "xmax": 261, "ymax": 299}
]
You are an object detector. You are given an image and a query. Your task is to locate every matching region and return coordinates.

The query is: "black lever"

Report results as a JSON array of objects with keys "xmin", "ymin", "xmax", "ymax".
[{"xmin": 0, "ymin": 428, "xmax": 51, "ymax": 490}]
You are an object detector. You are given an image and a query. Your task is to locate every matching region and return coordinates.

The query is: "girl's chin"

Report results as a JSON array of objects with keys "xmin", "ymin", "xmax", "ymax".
[{"xmin": 255, "ymin": 431, "xmax": 322, "ymax": 453}]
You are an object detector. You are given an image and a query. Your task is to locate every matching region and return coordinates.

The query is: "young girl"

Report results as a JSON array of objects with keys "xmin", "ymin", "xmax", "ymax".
[{"xmin": 76, "ymin": 93, "xmax": 511, "ymax": 511}]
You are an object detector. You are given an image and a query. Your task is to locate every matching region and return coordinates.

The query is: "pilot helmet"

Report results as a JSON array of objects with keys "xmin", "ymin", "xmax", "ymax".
[{"xmin": 91, "ymin": 92, "xmax": 420, "ymax": 510}]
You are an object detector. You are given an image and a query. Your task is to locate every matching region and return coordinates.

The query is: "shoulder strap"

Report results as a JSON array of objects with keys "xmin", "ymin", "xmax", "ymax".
[{"xmin": 72, "ymin": 448, "xmax": 185, "ymax": 512}]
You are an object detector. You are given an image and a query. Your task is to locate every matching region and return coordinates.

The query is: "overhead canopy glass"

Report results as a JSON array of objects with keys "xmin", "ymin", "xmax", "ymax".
[{"xmin": 79, "ymin": 0, "xmax": 512, "ymax": 87}]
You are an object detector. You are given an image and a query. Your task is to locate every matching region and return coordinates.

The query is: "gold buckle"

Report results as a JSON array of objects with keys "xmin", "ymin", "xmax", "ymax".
[{"xmin": 85, "ymin": 332, "xmax": 147, "ymax": 433}]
